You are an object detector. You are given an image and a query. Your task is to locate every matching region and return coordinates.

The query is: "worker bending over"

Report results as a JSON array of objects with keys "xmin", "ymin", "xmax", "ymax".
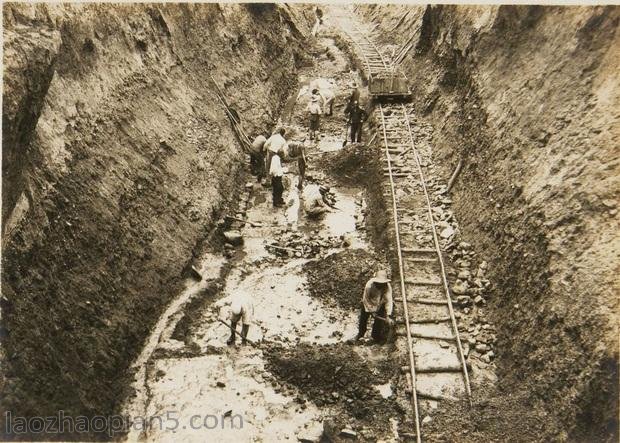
[
  {"xmin": 302, "ymin": 183, "xmax": 332, "ymax": 218},
  {"xmin": 250, "ymin": 135, "xmax": 266, "ymax": 181},
  {"xmin": 356, "ymin": 270, "xmax": 394, "ymax": 343},
  {"xmin": 270, "ymin": 149, "xmax": 285, "ymax": 207},
  {"xmin": 218, "ymin": 292, "xmax": 255, "ymax": 346}
]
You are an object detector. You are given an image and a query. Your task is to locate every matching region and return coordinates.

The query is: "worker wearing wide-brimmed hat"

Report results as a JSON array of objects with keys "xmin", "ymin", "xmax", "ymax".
[{"xmin": 355, "ymin": 269, "xmax": 394, "ymax": 343}]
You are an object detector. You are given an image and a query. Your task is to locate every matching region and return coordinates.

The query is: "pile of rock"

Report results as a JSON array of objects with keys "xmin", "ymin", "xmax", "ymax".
[
  {"xmin": 449, "ymin": 241, "xmax": 491, "ymax": 310},
  {"xmin": 265, "ymin": 229, "xmax": 342, "ymax": 259},
  {"xmin": 448, "ymin": 241, "xmax": 496, "ymax": 365}
]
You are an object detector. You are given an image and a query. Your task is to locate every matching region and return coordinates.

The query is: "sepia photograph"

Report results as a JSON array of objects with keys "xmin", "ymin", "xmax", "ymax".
[{"xmin": 1, "ymin": 2, "xmax": 618, "ymax": 441}]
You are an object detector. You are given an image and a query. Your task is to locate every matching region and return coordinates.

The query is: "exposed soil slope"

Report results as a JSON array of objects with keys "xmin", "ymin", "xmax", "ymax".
[
  {"xmin": 358, "ymin": 5, "xmax": 619, "ymax": 440},
  {"xmin": 1, "ymin": 2, "xmax": 311, "ymax": 434}
]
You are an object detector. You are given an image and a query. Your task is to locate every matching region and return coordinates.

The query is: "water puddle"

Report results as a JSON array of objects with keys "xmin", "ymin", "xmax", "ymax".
[{"xmin": 374, "ymin": 382, "xmax": 393, "ymax": 399}]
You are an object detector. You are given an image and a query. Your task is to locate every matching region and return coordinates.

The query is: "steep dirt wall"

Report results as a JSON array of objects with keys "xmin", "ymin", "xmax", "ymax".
[
  {"xmin": 1, "ymin": 2, "xmax": 311, "ymax": 433},
  {"xmin": 359, "ymin": 5, "xmax": 619, "ymax": 440}
]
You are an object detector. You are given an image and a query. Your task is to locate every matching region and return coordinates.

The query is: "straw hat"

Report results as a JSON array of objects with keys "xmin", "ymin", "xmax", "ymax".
[{"xmin": 370, "ymin": 269, "xmax": 390, "ymax": 284}]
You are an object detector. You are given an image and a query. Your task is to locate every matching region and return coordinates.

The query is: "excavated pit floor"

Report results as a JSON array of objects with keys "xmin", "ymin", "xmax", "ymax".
[{"xmin": 122, "ymin": 6, "xmax": 498, "ymax": 441}]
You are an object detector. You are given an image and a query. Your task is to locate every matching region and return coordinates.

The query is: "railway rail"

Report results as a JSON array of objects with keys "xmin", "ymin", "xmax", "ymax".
[{"xmin": 340, "ymin": 16, "xmax": 472, "ymax": 443}]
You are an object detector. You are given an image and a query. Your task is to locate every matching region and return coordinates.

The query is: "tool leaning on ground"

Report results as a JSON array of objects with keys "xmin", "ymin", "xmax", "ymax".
[
  {"xmin": 342, "ymin": 119, "xmax": 351, "ymax": 147},
  {"xmin": 217, "ymin": 319, "xmax": 260, "ymax": 347},
  {"xmin": 369, "ymin": 312, "xmax": 396, "ymax": 342}
]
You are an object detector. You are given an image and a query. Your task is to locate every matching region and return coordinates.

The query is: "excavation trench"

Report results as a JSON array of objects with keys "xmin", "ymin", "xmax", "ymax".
[
  {"xmin": 4, "ymin": 4, "xmax": 615, "ymax": 442},
  {"xmin": 122, "ymin": 11, "xmax": 505, "ymax": 441},
  {"xmin": 122, "ymin": 33, "xmax": 409, "ymax": 441}
]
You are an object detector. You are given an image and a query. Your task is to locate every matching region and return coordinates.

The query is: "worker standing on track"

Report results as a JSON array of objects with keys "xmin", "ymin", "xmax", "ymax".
[
  {"xmin": 345, "ymin": 100, "xmax": 367, "ymax": 143},
  {"xmin": 264, "ymin": 128, "xmax": 288, "ymax": 185},
  {"xmin": 218, "ymin": 292, "xmax": 254, "ymax": 346},
  {"xmin": 250, "ymin": 135, "xmax": 267, "ymax": 181},
  {"xmin": 307, "ymin": 90, "xmax": 323, "ymax": 141},
  {"xmin": 355, "ymin": 270, "xmax": 394, "ymax": 343},
  {"xmin": 270, "ymin": 149, "xmax": 285, "ymax": 207}
]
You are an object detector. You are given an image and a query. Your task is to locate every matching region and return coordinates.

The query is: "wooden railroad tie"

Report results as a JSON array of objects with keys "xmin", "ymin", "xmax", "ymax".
[
  {"xmin": 394, "ymin": 297, "xmax": 448, "ymax": 305},
  {"xmin": 398, "ymin": 332, "xmax": 457, "ymax": 341},
  {"xmin": 405, "ymin": 278, "xmax": 442, "ymax": 285},
  {"xmin": 400, "ymin": 364, "xmax": 463, "ymax": 374}
]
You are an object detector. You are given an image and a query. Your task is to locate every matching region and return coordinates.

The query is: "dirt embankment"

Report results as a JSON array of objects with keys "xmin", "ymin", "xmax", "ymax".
[
  {"xmin": 358, "ymin": 5, "xmax": 619, "ymax": 441},
  {"xmin": 1, "ymin": 2, "xmax": 311, "ymax": 435}
]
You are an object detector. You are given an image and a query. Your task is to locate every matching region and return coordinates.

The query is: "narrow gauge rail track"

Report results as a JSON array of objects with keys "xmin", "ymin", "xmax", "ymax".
[
  {"xmin": 341, "ymin": 18, "xmax": 472, "ymax": 443},
  {"xmin": 379, "ymin": 104, "xmax": 472, "ymax": 442}
]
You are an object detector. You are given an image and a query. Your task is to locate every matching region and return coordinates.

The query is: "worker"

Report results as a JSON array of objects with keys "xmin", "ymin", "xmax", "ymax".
[
  {"xmin": 348, "ymin": 81, "xmax": 360, "ymax": 106},
  {"xmin": 250, "ymin": 135, "xmax": 267, "ymax": 181},
  {"xmin": 218, "ymin": 292, "xmax": 254, "ymax": 346},
  {"xmin": 302, "ymin": 183, "xmax": 331, "ymax": 218},
  {"xmin": 307, "ymin": 90, "xmax": 323, "ymax": 141},
  {"xmin": 311, "ymin": 6, "xmax": 323, "ymax": 37},
  {"xmin": 322, "ymin": 81, "xmax": 336, "ymax": 116},
  {"xmin": 264, "ymin": 128, "xmax": 288, "ymax": 184},
  {"xmin": 270, "ymin": 148, "xmax": 285, "ymax": 207},
  {"xmin": 355, "ymin": 270, "xmax": 394, "ymax": 343},
  {"xmin": 345, "ymin": 101, "xmax": 367, "ymax": 143}
]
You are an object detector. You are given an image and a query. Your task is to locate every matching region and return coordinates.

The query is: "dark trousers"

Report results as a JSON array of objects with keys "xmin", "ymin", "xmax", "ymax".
[
  {"xmin": 250, "ymin": 152, "xmax": 264, "ymax": 180},
  {"xmin": 297, "ymin": 157, "xmax": 306, "ymax": 190},
  {"xmin": 350, "ymin": 122, "xmax": 363, "ymax": 142},
  {"xmin": 272, "ymin": 176, "xmax": 284, "ymax": 206},
  {"xmin": 358, "ymin": 304, "xmax": 387, "ymax": 342}
]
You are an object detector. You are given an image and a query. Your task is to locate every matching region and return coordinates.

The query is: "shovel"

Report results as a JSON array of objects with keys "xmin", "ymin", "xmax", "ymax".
[
  {"xmin": 218, "ymin": 319, "xmax": 259, "ymax": 347},
  {"xmin": 370, "ymin": 313, "xmax": 396, "ymax": 343},
  {"xmin": 342, "ymin": 120, "xmax": 351, "ymax": 147},
  {"xmin": 225, "ymin": 215, "xmax": 263, "ymax": 228}
]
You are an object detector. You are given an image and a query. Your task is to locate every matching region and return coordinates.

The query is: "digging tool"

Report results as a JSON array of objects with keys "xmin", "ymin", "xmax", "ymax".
[
  {"xmin": 370, "ymin": 312, "xmax": 396, "ymax": 343},
  {"xmin": 217, "ymin": 319, "xmax": 259, "ymax": 347},
  {"xmin": 342, "ymin": 120, "xmax": 351, "ymax": 147},
  {"xmin": 225, "ymin": 215, "xmax": 263, "ymax": 228}
]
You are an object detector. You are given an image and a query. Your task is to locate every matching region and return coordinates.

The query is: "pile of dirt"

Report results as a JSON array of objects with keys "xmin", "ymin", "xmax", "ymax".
[
  {"xmin": 320, "ymin": 142, "xmax": 379, "ymax": 186},
  {"xmin": 264, "ymin": 342, "xmax": 403, "ymax": 432},
  {"xmin": 303, "ymin": 249, "xmax": 380, "ymax": 311}
]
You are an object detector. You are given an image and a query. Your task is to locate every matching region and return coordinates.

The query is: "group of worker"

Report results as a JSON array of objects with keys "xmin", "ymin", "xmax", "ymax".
[
  {"xmin": 219, "ymin": 80, "xmax": 394, "ymax": 347},
  {"xmin": 220, "ymin": 269, "xmax": 394, "ymax": 346},
  {"xmin": 248, "ymin": 81, "xmax": 368, "ymax": 209},
  {"xmin": 307, "ymin": 80, "xmax": 367, "ymax": 143}
]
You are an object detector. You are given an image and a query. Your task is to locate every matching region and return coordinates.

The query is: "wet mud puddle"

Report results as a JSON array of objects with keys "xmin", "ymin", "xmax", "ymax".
[{"xmin": 123, "ymin": 184, "xmax": 367, "ymax": 442}]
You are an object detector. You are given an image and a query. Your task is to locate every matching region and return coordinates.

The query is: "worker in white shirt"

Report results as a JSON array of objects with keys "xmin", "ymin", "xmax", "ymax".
[
  {"xmin": 270, "ymin": 149, "xmax": 285, "ymax": 207},
  {"xmin": 218, "ymin": 292, "xmax": 254, "ymax": 346},
  {"xmin": 264, "ymin": 128, "xmax": 288, "ymax": 184}
]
